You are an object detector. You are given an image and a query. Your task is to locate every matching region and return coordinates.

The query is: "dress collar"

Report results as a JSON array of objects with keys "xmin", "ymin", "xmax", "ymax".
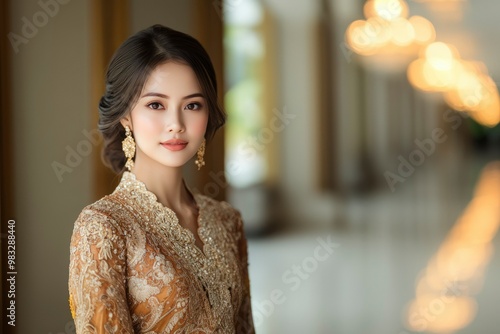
[
  {"xmin": 116, "ymin": 171, "xmax": 210, "ymax": 258},
  {"xmin": 117, "ymin": 171, "xmax": 205, "ymax": 213}
]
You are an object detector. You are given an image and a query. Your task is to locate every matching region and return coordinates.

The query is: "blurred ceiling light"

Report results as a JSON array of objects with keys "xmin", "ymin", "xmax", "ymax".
[
  {"xmin": 404, "ymin": 162, "xmax": 500, "ymax": 333},
  {"xmin": 374, "ymin": 0, "xmax": 408, "ymax": 20},
  {"xmin": 347, "ymin": 0, "xmax": 435, "ymax": 68},
  {"xmin": 425, "ymin": 42, "xmax": 458, "ymax": 71},
  {"xmin": 409, "ymin": 16, "xmax": 436, "ymax": 44},
  {"xmin": 407, "ymin": 59, "xmax": 433, "ymax": 91},
  {"xmin": 408, "ymin": 43, "xmax": 500, "ymax": 127},
  {"xmin": 346, "ymin": 20, "xmax": 377, "ymax": 56},
  {"xmin": 422, "ymin": 59, "xmax": 459, "ymax": 90},
  {"xmin": 406, "ymin": 296, "xmax": 477, "ymax": 333},
  {"xmin": 348, "ymin": 0, "xmax": 499, "ymax": 127},
  {"xmin": 391, "ymin": 18, "xmax": 415, "ymax": 46},
  {"xmin": 407, "ymin": 44, "xmax": 461, "ymax": 93},
  {"xmin": 364, "ymin": 0, "xmax": 409, "ymax": 21},
  {"xmin": 444, "ymin": 64, "xmax": 483, "ymax": 111},
  {"xmin": 467, "ymin": 92, "xmax": 500, "ymax": 128}
]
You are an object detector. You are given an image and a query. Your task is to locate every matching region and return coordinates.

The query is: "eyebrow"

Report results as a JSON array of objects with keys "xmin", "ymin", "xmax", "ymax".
[{"xmin": 141, "ymin": 92, "xmax": 205, "ymax": 100}]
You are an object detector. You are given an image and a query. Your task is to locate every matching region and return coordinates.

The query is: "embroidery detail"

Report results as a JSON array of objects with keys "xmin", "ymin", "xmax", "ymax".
[{"xmin": 68, "ymin": 172, "xmax": 255, "ymax": 333}]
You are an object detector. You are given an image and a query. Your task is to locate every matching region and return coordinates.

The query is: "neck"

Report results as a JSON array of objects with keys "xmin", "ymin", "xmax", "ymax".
[{"xmin": 130, "ymin": 152, "xmax": 193, "ymax": 211}]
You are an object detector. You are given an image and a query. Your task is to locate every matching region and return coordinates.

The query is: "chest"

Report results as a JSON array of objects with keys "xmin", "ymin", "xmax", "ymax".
[{"xmin": 125, "ymin": 210, "xmax": 244, "ymax": 324}]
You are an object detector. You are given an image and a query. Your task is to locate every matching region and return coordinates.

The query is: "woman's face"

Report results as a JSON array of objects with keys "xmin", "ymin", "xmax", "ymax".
[{"xmin": 122, "ymin": 61, "xmax": 209, "ymax": 170}]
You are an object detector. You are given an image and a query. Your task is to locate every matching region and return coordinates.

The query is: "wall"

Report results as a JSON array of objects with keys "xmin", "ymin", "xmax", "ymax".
[
  {"xmin": 130, "ymin": 0, "xmax": 193, "ymax": 34},
  {"xmin": 262, "ymin": 0, "xmax": 355, "ymax": 228},
  {"xmin": 9, "ymin": 0, "xmax": 91, "ymax": 332}
]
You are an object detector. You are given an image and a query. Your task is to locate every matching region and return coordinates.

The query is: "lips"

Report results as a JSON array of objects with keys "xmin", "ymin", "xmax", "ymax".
[{"xmin": 161, "ymin": 139, "xmax": 188, "ymax": 151}]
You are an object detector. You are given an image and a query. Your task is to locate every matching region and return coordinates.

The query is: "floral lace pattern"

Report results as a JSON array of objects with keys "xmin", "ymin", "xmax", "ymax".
[{"xmin": 68, "ymin": 172, "xmax": 255, "ymax": 333}]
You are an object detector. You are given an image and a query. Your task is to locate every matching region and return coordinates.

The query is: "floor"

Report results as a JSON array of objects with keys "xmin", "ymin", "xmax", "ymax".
[{"xmin": 247, "ymin": 151, "xmax": 500, "ymax": 334}]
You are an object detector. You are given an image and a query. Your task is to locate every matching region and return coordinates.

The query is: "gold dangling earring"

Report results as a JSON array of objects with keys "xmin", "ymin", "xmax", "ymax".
[
  {"xmin": 195, "ymin": 139, "xmax": 206, "ymax": 170},
  {"xmin": 122, "ymin": 126, "xmax": 136, "ymax": 171}
]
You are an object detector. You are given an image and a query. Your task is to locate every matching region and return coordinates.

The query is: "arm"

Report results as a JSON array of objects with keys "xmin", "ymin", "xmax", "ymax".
[
  {"xmin": 234, "ymin": 211, "xmax": 256, "ymax": 334},
  {"xmin": 68, "ymin": 209, "xmax": 134, "ymax": 333}
]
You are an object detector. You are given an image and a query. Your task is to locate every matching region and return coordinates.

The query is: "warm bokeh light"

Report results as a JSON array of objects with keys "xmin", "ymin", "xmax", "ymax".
[
  {"xmin": 444, "ymin": 63, "xmax": 484, "ymax": 111},
  {"xmin": 409, "ymin": 44, "xmax": 500, "ymax": 127},
  {"xmin": 374, "ymin": 0, "xmax": 409, "ymax": 20},
  {"xmin": 366, "ymin": 17, "xmax": 392, "ymax": 47},
  {"xmin": 452, "ymin": 73, "xmax": 500, "ymax": 128},
  {"xmin": 346, "ymin": 0, "xmax": 435, "ymax": 62},
  {"xmin": 404, "ymin": 162, "xmax": 500, "ymax": 333},
  {"xmin": 409, "ymin": 16, "xmax": 436, "ymax": 45},
  {"xmin": 422, "ymin": 59, "xmax": 460, "ymax": 90},
  {"xmin": 407, "ymin": 58, "xmax": 433, "ymax": 91},
  {"xmin": 468, "ymin": 94, "xmax": 500, "ymax": 127},
  {"xmin": 364, "ymin": 0, "xmax": 409, "ymax": 20},
  {"xmin": 391, "ymin": 18, "xmax": 415, "ymax": 46},
  {"xmin": 345, "ymin": 20, "xmax": 377, "ymax": 56},
  {"xmin": 407, "ymin": 50, "xmax": 462, "ymax": 93},
  {"xmin": 363, "ymin": 0, "xmax": 379, "ymax": 20},
  {"xmin": 407, "ymin": 296, "xmax": 477, "ymax": 333},
  {"xmin": 348, "ymin": 1, "xmax": 500, "ymax": 128},
  {"xmin": 425, "ymin": 42, "xmax": 458, "ymax": 71}
]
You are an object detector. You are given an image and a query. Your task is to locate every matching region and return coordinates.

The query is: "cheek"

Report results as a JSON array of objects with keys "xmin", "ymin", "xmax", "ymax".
[
  {"xmin": 131, "ymin": 111, "xmax": 164, "ymax": 140},
  {"xmin": 189, "ymin": 112, "xmax": 209, "ymax": 135}
]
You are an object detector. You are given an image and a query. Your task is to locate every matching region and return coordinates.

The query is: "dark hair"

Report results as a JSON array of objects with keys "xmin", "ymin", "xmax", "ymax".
[{"xmin": 98, "ymin": 24, "xmax": 225, "ymax": 174}]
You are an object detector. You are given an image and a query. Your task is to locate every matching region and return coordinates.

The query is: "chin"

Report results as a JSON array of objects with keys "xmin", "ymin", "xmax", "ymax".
[
  {"xmin": 142, "ymin": 150, "xmax": 194, "ymax": 169},
  {"xmin": 156, "ymin": 158, "xmax": 191, "ymax": 168}
]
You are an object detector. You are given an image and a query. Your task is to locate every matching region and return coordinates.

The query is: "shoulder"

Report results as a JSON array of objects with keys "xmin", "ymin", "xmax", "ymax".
[
  {"xmin": 72, "ymin": 195, "xmax": 131, "ymax": 242},
  {"xmin": 70, "ymin": 198, "xmax": 131, "ymax": 268}
]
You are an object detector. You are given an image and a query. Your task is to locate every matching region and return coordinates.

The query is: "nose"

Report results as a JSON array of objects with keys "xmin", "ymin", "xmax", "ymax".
[{"xmin": 166, "ymin": 108, "xmax": 185, "ymax": 133}]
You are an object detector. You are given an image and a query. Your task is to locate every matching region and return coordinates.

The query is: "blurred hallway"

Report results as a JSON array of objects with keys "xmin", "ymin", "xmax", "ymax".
[{"xmin": 248, "ymin": 149, "xmax": 500, "ymax": 334}]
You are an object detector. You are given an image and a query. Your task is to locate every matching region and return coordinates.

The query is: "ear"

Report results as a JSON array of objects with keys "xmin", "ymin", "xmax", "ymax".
[{"xmin": 120, "ymin": 116, "xmax": 132, "ymax": 130}]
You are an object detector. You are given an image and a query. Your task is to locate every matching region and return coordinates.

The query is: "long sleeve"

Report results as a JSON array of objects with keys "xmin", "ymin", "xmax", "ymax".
[
  {"xmin": 234, "ymin": 212, "xmax": 256, "ymax": 334},
  {"xmin": 68, "ymin": 208, "xmax": 134, "ymax": 333}
]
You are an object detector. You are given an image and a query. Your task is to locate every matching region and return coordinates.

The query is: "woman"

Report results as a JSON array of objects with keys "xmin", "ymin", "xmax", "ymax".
[{"xmin": 68, "ymin": 24, "xmax": 255, "ymax": 333}]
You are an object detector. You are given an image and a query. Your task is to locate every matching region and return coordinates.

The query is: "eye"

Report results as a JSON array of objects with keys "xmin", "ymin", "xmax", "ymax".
[
  {"xmin": 185, "ymin": 102, "xmax": 202, "ymax": 111},
  {"xmin": 147, "ymin": 102, "xmax": 164, "ymax": 110}
]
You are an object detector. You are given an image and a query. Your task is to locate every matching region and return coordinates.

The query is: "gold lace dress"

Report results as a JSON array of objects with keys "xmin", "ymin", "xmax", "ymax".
[{"xmin": 68, "ymin": 172, "xmax": 255, "ymax": 333}]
